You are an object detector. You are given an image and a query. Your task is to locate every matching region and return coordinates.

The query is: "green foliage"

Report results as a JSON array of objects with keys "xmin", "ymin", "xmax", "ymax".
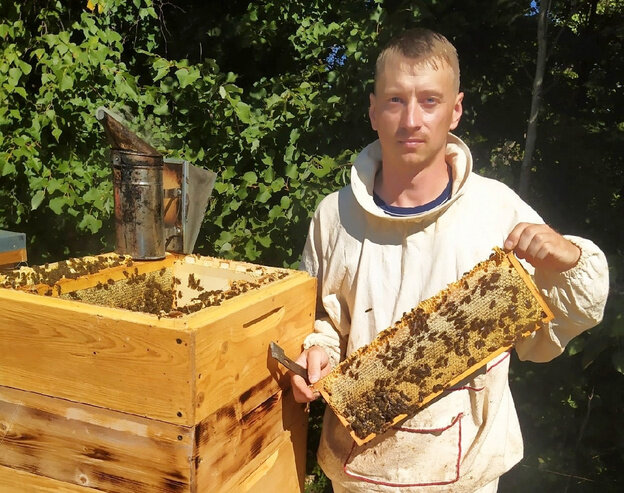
[
  {"xmin": 0, "ymin": 0, "xmax": 158, "ymax": 258},
  {"xmin": 0, "ymin": 0, "xmax": 375, "ymax": 265},
  {"xmin": 504, "ymin": 344, "xmax": 624, "ymax": 492}
]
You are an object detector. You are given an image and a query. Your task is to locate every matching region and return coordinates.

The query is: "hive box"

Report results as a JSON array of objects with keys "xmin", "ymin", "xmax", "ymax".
[
  {"xmin": 0, "ymin": 253, "xmax": 316, "ymax": 492},
  {"xmin": 0, "ymin": 229, "xmax": 27, "ymax": 269}
]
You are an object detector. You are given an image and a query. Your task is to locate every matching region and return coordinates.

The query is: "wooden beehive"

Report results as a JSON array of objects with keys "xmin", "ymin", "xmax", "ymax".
[{"xmin": 0, "ymin": 253, "xmax": 316, "ymax": 492}]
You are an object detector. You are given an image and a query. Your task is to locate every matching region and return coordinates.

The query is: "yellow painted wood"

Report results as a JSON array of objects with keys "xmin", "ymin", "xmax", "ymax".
[
  {"xmin": 0, "ymin": 255, "xmax": 315, "ymax": 426},
  {"xmin": 239, "ymin": 435, "xmax": 305, "ymax": 493},
  {"xmin": 0, "ymin": 290, "xmax": 194, "ymax": 424},
  {"xmin": 0, "ymin": 253, "xmax": 315, "ymax": 491}
]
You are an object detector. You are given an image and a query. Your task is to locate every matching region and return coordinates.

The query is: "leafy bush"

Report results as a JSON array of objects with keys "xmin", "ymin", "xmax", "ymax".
[{"xmin": 0, "ymin": 0, "xmax": 376, "ymax": 265}]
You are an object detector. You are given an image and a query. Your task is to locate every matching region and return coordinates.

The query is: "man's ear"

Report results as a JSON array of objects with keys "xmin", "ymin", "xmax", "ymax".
[
  {"xmin": 369, "ymin": 93, "xmax": 378, "ymax": 131},
  {"xmin": 449, "ymin": 92, "xmax": 464, "ymax": 131}
]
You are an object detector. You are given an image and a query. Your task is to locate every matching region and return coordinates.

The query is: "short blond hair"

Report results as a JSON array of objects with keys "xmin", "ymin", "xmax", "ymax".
[{"xmin": 374, "ymin": 28, "xmax": 460, "ymax": 93}]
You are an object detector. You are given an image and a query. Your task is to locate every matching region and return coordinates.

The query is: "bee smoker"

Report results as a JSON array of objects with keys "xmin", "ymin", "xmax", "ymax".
[{"xmin": 96, "ymin": 107, "xmax": 216, "ymax": 260}]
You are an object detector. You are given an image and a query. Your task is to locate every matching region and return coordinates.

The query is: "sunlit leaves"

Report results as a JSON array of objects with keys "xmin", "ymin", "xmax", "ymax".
[{"xmin": 30, "ymin": 190, "xmax": 45, "ymax": 210}]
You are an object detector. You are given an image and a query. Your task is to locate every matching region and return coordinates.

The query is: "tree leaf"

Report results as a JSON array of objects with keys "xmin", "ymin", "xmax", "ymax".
[
  {"xmin": 256, "ymin": 187, "xmax": 271, "ymax": 203},
  {"xmin": 31, "ymin": 190, "xmax": 45, "ymax": 210},
  {"xmin": 78, "ymin": 213, "xmax": 102, "ymax": 233},
  {"xmin": 175, "ymin": 67, "xmax": 200, "ymax": 88},
  {"xmin": 280, "ymin": 196, "xmax": 292, "ymax": 209},
  {"xmin": 285, "ymin": 163, "xmax": 298, "ymax": 179},
  {"xmin": 59, "ymin": 69, "xmax": 74, "ymax": 91},
  {"xmin": 48, "ymin": 196, "xmax": 66, "ymax": 214},
  {"xmin": 242, "ymin": 171, "xmax": 257, "ymax": 183}
]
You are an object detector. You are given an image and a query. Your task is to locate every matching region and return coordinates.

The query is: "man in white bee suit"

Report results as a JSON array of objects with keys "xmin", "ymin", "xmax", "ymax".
[{"xmin": 290, "ymin": 28, "xmax": 609, "ymax": 492}]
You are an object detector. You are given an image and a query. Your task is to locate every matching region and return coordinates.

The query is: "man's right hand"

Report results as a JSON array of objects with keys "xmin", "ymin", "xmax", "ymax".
[{"xmin": 291, "ymin": 346, "xmax": 331, "ymax": 403}]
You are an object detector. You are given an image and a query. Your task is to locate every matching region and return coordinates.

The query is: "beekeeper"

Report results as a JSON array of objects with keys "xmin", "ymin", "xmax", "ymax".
[{"xmin": 290, "ymin": 28, "xmax": 609, "ymax": 492}]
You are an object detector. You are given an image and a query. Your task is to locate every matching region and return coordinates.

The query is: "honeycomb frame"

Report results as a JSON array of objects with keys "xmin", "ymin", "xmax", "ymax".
[{"xmin": 315, "ymin": 248, "xmax": 554, "ymax": 445}]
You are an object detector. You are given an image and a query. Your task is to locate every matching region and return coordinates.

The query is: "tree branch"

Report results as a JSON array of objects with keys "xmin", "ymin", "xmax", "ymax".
[{"xmin": 519, "ymin": 0, "xmax": 552, "ymax": 197}]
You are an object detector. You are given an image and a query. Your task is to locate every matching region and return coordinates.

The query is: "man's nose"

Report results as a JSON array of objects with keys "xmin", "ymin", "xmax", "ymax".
[{"xmin": 402, "ymin": 101, "xmax": 423, "ymax": 129}]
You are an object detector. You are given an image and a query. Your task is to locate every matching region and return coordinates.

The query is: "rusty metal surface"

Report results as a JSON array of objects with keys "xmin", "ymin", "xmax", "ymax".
[
  {"xmin": 111, "ymin": 151, "xmax": 165, "ymax": 259},
  {"xmin": 98, "ymin": 107, "xmax": 166, "ymax": 260}
]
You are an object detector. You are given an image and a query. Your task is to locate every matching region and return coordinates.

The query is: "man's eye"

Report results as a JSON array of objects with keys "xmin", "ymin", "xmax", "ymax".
[
  {"xmin": 421, "ymin": 97, "xmax": 438, "ymax": 106},
  {"xmin": 390, "ymin": 97, "xmax": 402, "ymax": 103}
]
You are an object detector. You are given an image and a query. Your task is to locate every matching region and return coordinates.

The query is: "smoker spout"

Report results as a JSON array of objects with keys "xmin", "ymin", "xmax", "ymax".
[{"xmin": 96, "ymin": 107, "xmax": 162, "ymax": 157}]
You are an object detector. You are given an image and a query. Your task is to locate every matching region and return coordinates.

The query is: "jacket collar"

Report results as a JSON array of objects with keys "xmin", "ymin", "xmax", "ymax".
[{"xmin": 350, "ymin": 133, "xmax": 473, "ymax": 222}]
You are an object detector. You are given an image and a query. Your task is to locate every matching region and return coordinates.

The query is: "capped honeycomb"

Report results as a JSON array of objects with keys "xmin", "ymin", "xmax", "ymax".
[{"xmin": 315, "ymin": 248, "xmax": 554, "ymax": 445}]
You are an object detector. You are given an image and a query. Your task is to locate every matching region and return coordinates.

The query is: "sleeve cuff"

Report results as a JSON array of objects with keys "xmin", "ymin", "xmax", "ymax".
[{"xmin": 303, "ymin": 336, "xmax": 341, "ymax": 368}]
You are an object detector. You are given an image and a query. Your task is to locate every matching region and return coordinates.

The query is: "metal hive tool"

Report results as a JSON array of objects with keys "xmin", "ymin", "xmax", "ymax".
[{"xmin": 314, "ymin": 247, "xmax": 554, "ymax": 445}]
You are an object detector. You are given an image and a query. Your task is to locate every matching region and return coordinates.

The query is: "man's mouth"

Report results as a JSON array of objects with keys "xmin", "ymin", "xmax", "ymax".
[{"xmin": 399, "ymin": 138, "xmax": 426, "ymax": 147}]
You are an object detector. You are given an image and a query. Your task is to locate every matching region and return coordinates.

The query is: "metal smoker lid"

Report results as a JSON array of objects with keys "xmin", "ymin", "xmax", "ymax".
[
  {"xmin": 96, "ymin": 107, "xmax": 162, "ymax": 157},
  {"xmin": 163, "ymin": 159, "xmax": 216, "ymax": 254}
]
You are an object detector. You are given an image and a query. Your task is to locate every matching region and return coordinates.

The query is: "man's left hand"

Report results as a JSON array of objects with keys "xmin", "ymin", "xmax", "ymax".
[{"xmin": 504, "ymin": 222, "xmax": 581, "ymax": 273}]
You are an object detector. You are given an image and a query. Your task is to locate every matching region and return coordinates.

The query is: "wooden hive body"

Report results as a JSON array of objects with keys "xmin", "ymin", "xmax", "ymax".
[
  {"xmin": 316, "ymin": 248, "xmax": 554, "ymax": 445},
  {"xmin": 0, "ymin": 253, "xmax": 316, "ymax": 492}
]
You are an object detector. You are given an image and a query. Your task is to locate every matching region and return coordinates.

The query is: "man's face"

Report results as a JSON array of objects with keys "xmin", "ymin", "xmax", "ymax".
[{"xmin": 369, "ymin": 52, "xmax": 463, "ymax": 171}]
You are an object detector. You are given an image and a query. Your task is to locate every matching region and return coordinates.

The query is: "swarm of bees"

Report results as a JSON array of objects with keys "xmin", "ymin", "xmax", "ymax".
[
  {"xmin": 167, "ymin": 270, "xmax": 289, "ymax": 316},
  {"xmin": 317, "ymin": 248, "xmax": 553, "ymax": 444},
  {"xmin": 1, "ymin": 255, "xmax": 290, "ymax": 317},
  {"xmin": 0, "ymin": 255, "xmax": 130, "ymax": 289}
]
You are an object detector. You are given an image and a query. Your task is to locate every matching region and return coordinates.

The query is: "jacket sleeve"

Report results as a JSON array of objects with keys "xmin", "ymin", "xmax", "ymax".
[
  {"xmin": 515, "ymin": 235, "xmax": 609, "ymax": 362},
  {"xmin": 298, "ymin": 200, "xmax": 347, "ymax": 368}
]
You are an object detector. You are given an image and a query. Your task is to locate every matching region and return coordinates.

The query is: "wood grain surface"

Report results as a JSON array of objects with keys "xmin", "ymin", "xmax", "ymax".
[
  {"xmin": 192, "ymin": 271, "xmax": 316, "ymax": 422},
  {"xmin": 195, "ymin": 387, "xmax": 307, "ymax": 492},
  {"xmin": 0, "ymin": 385, "xmax": 193, "ymax": 492},
  {"xmin": 0, "ymin": 254, "xmax": 315, "ymax": 492},
  {"xmin": 0, "ymin": 289, "xmax": 194, "ymax": 424}
]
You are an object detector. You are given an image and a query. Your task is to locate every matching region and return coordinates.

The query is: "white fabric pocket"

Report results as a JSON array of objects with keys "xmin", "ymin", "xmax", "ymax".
[{"xmin": 343, "ymin": 412, "xmax": 464, "ymax": 488}]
